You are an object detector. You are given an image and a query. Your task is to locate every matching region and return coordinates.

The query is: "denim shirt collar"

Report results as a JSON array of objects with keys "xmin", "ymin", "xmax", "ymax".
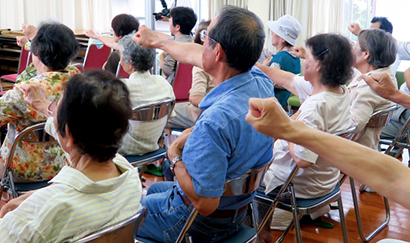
[{"xmin": 198, "ymin": 67, "xmax": 255, "ymax": 110}]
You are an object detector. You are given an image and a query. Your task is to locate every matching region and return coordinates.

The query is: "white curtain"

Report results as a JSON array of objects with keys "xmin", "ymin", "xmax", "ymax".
[{"xmin": 209, "ymin": 0, "xmax": 248, "ymax": 19}]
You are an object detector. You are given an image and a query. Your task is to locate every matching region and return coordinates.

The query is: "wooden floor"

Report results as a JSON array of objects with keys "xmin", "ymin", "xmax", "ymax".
[{"xmin": 142, "ymin": 157, "xmax": 410, "ymax": 243}]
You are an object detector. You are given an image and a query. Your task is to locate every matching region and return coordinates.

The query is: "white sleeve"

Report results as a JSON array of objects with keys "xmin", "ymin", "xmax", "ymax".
[
  {"xmin": 293, "ymin": 76, "xmax": 313, "ymax": 104},
  {"xmin": 397, "ymin": 41, "xmax": 410, "ymax": 60}
]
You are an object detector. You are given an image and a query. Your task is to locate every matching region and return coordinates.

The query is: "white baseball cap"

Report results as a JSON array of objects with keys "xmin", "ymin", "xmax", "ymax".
[{"xmin": 266, "ymin": 15, "xmax": 302, "ymax": 46}]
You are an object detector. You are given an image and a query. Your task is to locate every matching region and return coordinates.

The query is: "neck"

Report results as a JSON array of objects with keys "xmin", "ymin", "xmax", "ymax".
[
  {"xmin": 36, "ymin": 63, "xmax": 52, "ymax": 75},
  {"xmin": 357, "ymin": 63, "xmax": 377, "ymax": 74},
  {"xmin": 70, "ymin": 152, "xmax": 121, "ymax": 182},
  {"xmin": 211, "ymin": 65, "xmax": 243, "ymax": 86},
  {"xmin": 276, "ymin": 45, "xmax": 290, "ymax": 53},
  {"xmin": 311, "ymin": 78, "xmax": 343, "ymax": 95},
  {"xmin": 174, "ymin": 32, "xmax": 183, "ymax": 38}
]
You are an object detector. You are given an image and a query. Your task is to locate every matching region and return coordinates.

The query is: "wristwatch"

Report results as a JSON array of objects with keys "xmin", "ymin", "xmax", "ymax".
[{"xmin": 170, "ymin": 156, "xmax": 183, "ymax": 175}]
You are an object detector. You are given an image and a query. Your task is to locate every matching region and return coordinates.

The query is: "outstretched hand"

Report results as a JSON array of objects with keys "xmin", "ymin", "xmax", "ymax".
[
  {"xmin": 22, "ymin": 24, "xmax": 37, "ymax": 41},
  {"xmin": 348, "ymin": 23, "xmax": 361, "ymax": 36},
  {"xmin": 362, "ymin": 73, "xmax": 398, "ymax": 101},
  {"xmin": 133, "ymin": 25, "xmax": 161, "ymax": 49},
  {"xmin": 85, "ymin": 30, "xmax": 98, "ymax": 39},
  {"xmin": 20, "ymin": 84, "xmax": 50, "ymax": 115},
  {"xmin": 290, "ymin": 46, "xmax": 306, "ymax": 59},
  {"xmin": 246, "ymin": 97, "xmax": 299, "ymax": 140}
]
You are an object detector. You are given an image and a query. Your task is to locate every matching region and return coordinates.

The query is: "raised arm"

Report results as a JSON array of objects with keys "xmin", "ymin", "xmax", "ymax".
[
  {"xmin": 363, "ymin": 72, "xmax": 410, "ymax": 110},
  {"xmin": 133, "ymin": 26, "xmax": 203, "ymax": 69},
  {"xmin": 255, "ymin": 63, "xmax": 298, "ymax": 95},
  {"xmin": 245, "ymin": 97, "xmax": 410, "ymax": 210},
  {"xmin": 85, "ymin": 30, "xmax": 118, "ymax": 50}
]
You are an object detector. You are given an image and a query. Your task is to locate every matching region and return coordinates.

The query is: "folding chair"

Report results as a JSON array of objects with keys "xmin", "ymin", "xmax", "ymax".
[
  {"xmin": 256, "ymin": 126, "xmax": 357, "ymax": 243},
  {"xmin": 171, "ymin": 62, "xmax": 193, "ymax": 103},
  {"xmin": 0, "ymin": 122, "xmax": 56, "ymax": 199},
  {"xmin": 74, "ymin": 206, "xmax": 147, "ymax": 243},
  {"xmin": 379, "ymin": 116, "xmax": 410, "ymax": 164},
  {"xmin": 0, "ymin": 46, "xmax": 32, "ymax": 83},
  {"xmin": 81, "ymin": 43, "xmax": 111, "ymax": 72},
  {"xmin": 349, "ymin": 105, "xmax": 397, "ymax": 242},
  {"xmin": 115, "ymin": 62, "xmax": 130, "ymax": 79},
  {"xmin": 176, "ymin": 163, "xmax": 271, "ymax": 243},
  {"xmin": 124, "ymin": 98, "xmax": 175, "ymax": 178}
]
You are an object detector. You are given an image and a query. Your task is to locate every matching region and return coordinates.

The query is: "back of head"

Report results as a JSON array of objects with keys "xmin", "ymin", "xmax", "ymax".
[
  {"xmin": 170, "ymin": 7, "xmax": 197, "ymax": 35},
  {"xmin": 358, "ymin": 29, "xmax": 397, "ymax": 68},
  {"xmin": 209, "ymin": 5, "xmax": 265, "ymax": 73},
  {"xmin": 194, "ymin": 20, "xmax": 211, "ymax": 44},
  {"xmin": 306, "ymin": 33, "xmax": 354, "ymax": 87},
  {"xmin": 371, "ymin": 16, "xmax": 393, "ymax": 34},
  {"xmin": 57, "ymin": 70, "xmax": 132, "ymax": 162},
  {"xmin": 118, "ymin": 33, "xmax": 155, "ymax": 72},
  {"xmin": 111, "ymin": 14, "xmax": 140, "ymax": 37},
  {"xmin": 31, "ymin": 22, "xmax": 79, "ymax": 71}
]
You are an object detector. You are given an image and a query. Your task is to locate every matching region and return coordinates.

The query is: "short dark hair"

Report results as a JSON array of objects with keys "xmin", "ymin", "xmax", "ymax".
[
  {"xmin": 209, "ymin": 6, "xmax": 265, "ymax": 73},
  {"xmin": 57, "ymin": 70, "xmax": 132, "ymax": 162},
  {"xmin": 111, "ymin": 14, "xmax": 140, "ymax": 37},
  {"xmin": 371, "ymin": 16, "xmax": 393, "ymax": 34},
  {"xmin": 118, "ymin": 33, "xmax": 155, "ymax": 72},
  {"xmin": 193, "ymin": 20, "xmax": 211, "ymax": 45},
  {"xmin": 306, "ymin": 33, "xmax": 354, "ymax": 87},
  {"xmin": 170, "ymin": 7, "xmax": 197, "ymax": 35},
  {"xmin": 31, "ymin": 22, "xmax": 79, "ymax": 71},
  {"xmin": 358, "ymin": 29, "xmax": 397, "ymax": 68}
]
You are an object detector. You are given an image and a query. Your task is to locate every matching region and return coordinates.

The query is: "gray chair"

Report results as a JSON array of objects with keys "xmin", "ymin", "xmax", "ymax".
[
  {"xmin": 74, "ymin": 206, "xmax": 147, "ymax": 243},
  {"xmin": 0, "ymin": 122, "xmax": 56, "ymax": 199},
  {"xmin": 124, "ymin": 98, "xmax": 175, "ymax": 178},
  {"xmin": 176, "ymin": 163, "xmax": 271, "ymax": 243},
  {"xmin": 350, "ymin": 105, "xmax": 397, "ymax": 242}
]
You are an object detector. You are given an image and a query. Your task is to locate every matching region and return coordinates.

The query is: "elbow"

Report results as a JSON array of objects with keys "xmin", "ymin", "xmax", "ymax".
[
  {"xmin": 295, "ymin": 158, "xmax": 312, "ymax": 168},
  {"xmin": 192, "ymin": 198, "xmax": 219, "ymax": 216}
]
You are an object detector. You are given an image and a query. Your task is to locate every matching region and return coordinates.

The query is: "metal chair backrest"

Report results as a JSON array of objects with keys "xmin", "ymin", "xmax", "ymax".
[
  {"xmin": 2, "ymin": 122, "xmax": 57, "ymax": 179},
  {"xmin": 176, "ymin": 162, "xmax": 270, "ymax": 243},
  {"xmin": 335, "ymin": 126, "xmax": 357, "ymax": 140},
  {"xmin": 75, "ymin": 207, "xmax": 147, "ymax": 243},
  {"xmin": 115, "ymin": 62, "xmax": 130, "ymax": 79},
  {"xmin": 366, "ymin": 105, "xmax": 397, "ymax": 128},
  {"xmin": 172, "ymin": 62, "xmax": 193, "ymax": 102},
  {"xmin": 83, "ymin": 44, "xmax": 111, "ymax": 71},
  {"xmin": 131, "ymin": 98, "xmax": 175, "ymax": 122}
]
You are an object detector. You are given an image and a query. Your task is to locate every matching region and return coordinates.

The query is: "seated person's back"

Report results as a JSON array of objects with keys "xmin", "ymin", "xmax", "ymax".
[
  {"xmin": 0, "ymin": 70, "xmax": 142, "ymax": 242},
  {"xmin": 117, "ymin": 34, "xmax": 175, "ymax": 155}
]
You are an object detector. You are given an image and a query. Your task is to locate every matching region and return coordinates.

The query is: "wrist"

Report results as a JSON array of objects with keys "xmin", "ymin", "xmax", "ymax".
[{"xmin": 32, "ymin": 100, "xmax": 51, "ymax": 116}]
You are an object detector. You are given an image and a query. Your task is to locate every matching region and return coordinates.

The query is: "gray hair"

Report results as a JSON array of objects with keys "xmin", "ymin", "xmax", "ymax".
[
  {"xmin": 358, "ymin": 29, "xmax": 397, "ymax": 68},
  {"xmin": 118, "ymin": 32, "xmax": 155, "ymax": 72}
]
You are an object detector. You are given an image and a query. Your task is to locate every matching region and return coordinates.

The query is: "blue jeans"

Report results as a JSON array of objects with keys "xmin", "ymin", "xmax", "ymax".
[{"xmin": 136, "ymin": 181, "xmax": 247, "ymax": 243}]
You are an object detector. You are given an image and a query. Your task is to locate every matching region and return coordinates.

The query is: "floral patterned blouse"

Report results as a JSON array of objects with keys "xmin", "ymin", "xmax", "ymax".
[{"xmin": 0, "ymin": 65, "xmax": 79, "ymax": 182}]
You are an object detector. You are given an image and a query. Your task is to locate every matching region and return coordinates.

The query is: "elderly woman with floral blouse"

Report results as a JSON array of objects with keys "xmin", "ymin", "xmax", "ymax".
[{"xmin": 0, "ymin": 21, "xmax": 79, "ymax": 182}]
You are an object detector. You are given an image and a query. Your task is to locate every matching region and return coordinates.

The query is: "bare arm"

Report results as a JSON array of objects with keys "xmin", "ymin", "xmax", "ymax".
[
  {"xmin": 85, "ymin": 30, "xmax": 118, "ymax": 50},
  {"xmin": 0, "ymin": 190, "xmax": 35, "ymax": 218},
  {"xmin": 405, "ymin": 67, "xmax": 410, "ymax": 91},
  {"xmin": 189, "ymin": 95, "xmax": 204, "ymax": 107},
  {"xmin": 255, "ymin": 63, "xmax": 298, "ymax": 95},
  {"xmin": 167, "ymin": 128, "xmax": 219, "ymax": 216},
  {"xmin": 246, "ymin": 97, "xmax": 410, "ymax": 210},
  {"xmin": 133, "ymin": 26, "xmax": 203, "ymax": 69},
  {"xmin": 348, "ymin": 23, "xmax": 362, "ymax": 36},
  {"xmin": 288, "ymin": 142, "xmax": 313, "ymax": 168},
  {"xmin": 363, "ymin": 72, "xmax": 410, "ymax": 110}
]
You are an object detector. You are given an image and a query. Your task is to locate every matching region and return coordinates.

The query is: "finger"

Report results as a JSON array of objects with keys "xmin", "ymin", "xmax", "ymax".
[{"xmin": 248, "ymin": 98, "xmax": 264, "ymax": 119}]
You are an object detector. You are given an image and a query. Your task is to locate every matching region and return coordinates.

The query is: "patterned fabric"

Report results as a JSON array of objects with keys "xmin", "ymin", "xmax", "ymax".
[
  {"xmin": 0, "ymin": 65, "xmax": 80, "ymax": 182},
  {"xmin": 0, "ymin": 154, "xmax": 142, "ymax": 242},
  {"xmin": 15, "ymin": 63, "xmax": 37, "ymax": 84}
]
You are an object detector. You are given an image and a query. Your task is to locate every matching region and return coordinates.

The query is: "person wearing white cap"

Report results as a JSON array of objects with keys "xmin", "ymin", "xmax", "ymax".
[{"xmin": 263, "ymin": 15, "xmax": 302, "ymax": 109}]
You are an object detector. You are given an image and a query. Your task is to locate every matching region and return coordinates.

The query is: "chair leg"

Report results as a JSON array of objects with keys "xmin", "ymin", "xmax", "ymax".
[
  {"xmin": 350, "ymin": 177, "xmax": 390, "ymax": 242},
  {"xmin": 289, "ymin": 185, "xmax": 303, "ymax": 243},
  {"xmin": 138, "ymin": 164, "xmax": 148, "ymax": 179},
  {"xmin": 336, "ymin": 196, "xmax": 349, "ymax": 243},
  {"xmin": 275, "ymin": 218, "xmax": 295, "ymax": 243}
]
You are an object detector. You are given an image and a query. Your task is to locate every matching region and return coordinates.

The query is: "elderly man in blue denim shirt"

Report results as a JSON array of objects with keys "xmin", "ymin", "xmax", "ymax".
[{"xmin": 134, "ymin": 6, "xmax": 275, "ymax": 243}]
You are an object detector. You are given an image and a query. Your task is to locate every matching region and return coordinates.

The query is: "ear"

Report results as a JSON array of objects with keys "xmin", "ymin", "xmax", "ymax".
[
  {"xmin": 363, "ymin": 50, "xmax": 370, "ymax": 60},
  {"xmin": 175, "ymin": 24, "xmax": 181, "ymax": 32},
  {"xmin": 64, "ymin": 125, "xmax": 75, "ymax": 150},
  {"xmin": 214, "ymin": 43, "xmax": 226, "ymax": 63}
]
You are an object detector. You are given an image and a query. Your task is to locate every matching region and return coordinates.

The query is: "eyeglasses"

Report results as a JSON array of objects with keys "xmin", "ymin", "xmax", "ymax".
[
  {"xmin": 47, "ymin": 101, "xmax": 58, "ymax": 117},
  {"xmin": 200, "ymin": 29, "xmax": 218, "ymax": 44}
]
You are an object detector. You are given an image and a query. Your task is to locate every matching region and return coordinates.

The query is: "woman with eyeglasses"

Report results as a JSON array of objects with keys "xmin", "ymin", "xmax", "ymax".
[
  {"xmin": 0, "ymin": 70, "xmax": 142, "ymax": 242},
  {"xmin": 0, "ymin": 21, "xmax": 80, "ymax": 183},
  {"xmin": 256, "ymin": 33, "xmax": 354, "ymax": 243},
  {"xmin": 167, "ymin": 20, "xmax": 215, "ymax": 129}
]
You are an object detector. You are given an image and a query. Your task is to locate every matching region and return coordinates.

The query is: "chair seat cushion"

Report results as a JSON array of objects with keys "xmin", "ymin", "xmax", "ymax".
[
  {"xmin": 288, "ymin": 95, "xmax": 300, "ymax": 107},
  {"xmin": 1, "ymin": 74, "xmax": 18, "ymax": 82},
  {"xmin": 222, "ymin": 224, "xmax": 257, "ymax": 243},
  {"xmin": 124, "ymin": 147, "xmax": 167, "ymax": 166},
  {"xmin": 15, "ymin": 180, "xmax": 50, "ymax": 192}
]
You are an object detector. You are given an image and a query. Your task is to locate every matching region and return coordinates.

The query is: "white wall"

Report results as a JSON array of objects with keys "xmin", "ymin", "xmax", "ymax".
[{"xmin": 247, "ymin": 1, "xmax": 270, "ymax": 47}]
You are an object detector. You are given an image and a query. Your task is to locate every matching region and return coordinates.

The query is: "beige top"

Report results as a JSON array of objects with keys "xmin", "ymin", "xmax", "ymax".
[
  {"xmin": 186, "ymin": 67, "xmax": 215, "ymax": 122},
  {"xmin": 348, "ymin": 67, "xmax": 397, "ymax": 150}
]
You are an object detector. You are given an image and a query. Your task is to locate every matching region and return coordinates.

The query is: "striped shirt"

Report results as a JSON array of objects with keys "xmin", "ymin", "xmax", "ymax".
[{"xmin": 0, "ymin": 154, "xmax": 142, "ymax": 242}]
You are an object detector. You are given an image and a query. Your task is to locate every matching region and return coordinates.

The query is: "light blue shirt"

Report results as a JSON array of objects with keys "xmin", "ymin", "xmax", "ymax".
[{"xmin": 177, "ymin": 66, "xmax": 275, "ymax": 210}]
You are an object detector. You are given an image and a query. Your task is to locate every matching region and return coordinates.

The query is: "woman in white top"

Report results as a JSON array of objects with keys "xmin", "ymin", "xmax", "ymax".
[{"xmin": 256, "ymin": 33, "xmax": 354, "ymax": 243}]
